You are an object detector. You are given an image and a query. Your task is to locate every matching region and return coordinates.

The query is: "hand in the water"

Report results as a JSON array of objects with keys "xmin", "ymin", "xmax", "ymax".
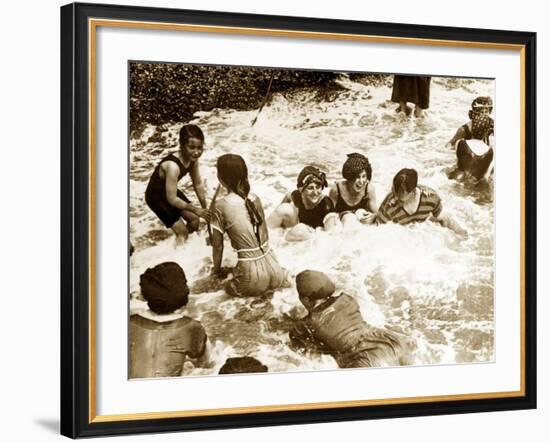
[
  {"xmin": 356, "ymin": 209, "xmax": 376, "ymax": 225},
  {"xmin": 211, "ymin": 266, "xmax": 232, "ymax": 279}
]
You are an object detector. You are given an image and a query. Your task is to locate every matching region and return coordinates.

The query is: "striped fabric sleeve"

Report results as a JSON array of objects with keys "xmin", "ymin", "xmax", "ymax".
[
  {"xmin": 375, "ymin": 193, "xmax": 394, "ymax": 224},
  {"xmin": 430, "ymin": 193, "xmax": 443, "ymax": 218}
]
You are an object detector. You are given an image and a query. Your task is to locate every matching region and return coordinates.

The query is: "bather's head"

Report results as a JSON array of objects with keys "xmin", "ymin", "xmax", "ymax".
[
  {"xmin": 296, "ymin": 270, "xmax": 336, "ymax": 312},
  {"xmin": 139, "ymin": 262, "xmax": 189, "ymax": 314},
  {"xmin": 179, "ymin": 124, "xmax": 205, "ymax": 163},
  {"xmin": 392, "ymin": 168, "xmax": 418, "ymax": 204},
  {"xmin": 342, "ymin": 153, "xmax": 372, "ymax": 194},
  {"xmin": 297, "ymin": 165, "xmax": 328, "ymax": 206},
  {"xmin": 218, "ymin": 357, "xmax": 268, "ymax": 375}
]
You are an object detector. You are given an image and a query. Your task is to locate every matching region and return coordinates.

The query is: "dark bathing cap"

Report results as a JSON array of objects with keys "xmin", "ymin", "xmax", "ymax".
[
  {"xmin": 296, "ymin": 270, "xmax": 336, "ymax": 300},
  {"xmin": 471, "ymin": 96, "xmax": 493, "ymax": 111},
  {"xmin": 342, "ymin": 153, "xmax": 372, "ymax": 181},
  {"xmin": 139, "ymin": 262, "xmax": 189, "ymax": 314},
  {"xmin": 468, "ymin": 96, "xmax": 493, "ymax": 120},
  {"xmin": 218, "ymin": 357, "xmax": 268, "ymax": 374},
  {"xmin": 297, "ymin": 165, "xmax": 328, "ymax": 189}
]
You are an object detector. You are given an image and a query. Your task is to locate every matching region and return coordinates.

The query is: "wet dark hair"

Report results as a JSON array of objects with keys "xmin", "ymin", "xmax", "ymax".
[
  {"xmin": 392, "ymin": 168, "xmax": 418, "ymax": 197},
  {"xmin": 139, "ymin": 262, "xmax": 189, "ymax": 314},
  {"xmin": 218, "ymin": 357, "xmax": 268, "ymax": 375},
  {"xmin": 179, "ymin": 124, "xmax": 204, "ymax": 147},
  {"xmin": 217, "ymin": 154, "xmax": 264, "ymax": 252},
  {"xmin": 342, "ymin": 153, "xmax": 372, "ymax": 181}
]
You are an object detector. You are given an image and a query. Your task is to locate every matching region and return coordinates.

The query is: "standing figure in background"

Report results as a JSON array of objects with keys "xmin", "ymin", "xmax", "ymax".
[
  {"xmin": 267, "ymin": 165, "xmax": 335, "ymax": 241},
  {"xmin": 391, "ymin": 75, "xmax": 431, "ymax": 118},
  {"xmin": 210, "ymin": 154, "xmax": 288, "ymax": 297},
  {"xmin": 145, "ymin": 124, "xmax": 211, "ymax": 244}
]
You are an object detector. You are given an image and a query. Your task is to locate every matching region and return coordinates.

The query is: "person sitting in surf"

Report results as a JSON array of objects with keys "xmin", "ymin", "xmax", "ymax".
[
  {"xmin": 289, "ymin": 270, "xmax": 411, "ymax": 368},
  {"xmin": 447, "ymin": 96, "xmax": 495, "ymax": 182},
  {"xmin": 129, "ymin": 262, "xmax": 210, "ymax": 378},
  {"xmin": 145, "ymin": 124, "xmax": 211, "ymax": 244},
  {"xmin": 210, "ymin": 154, "xmax": 288, "ymax": 297},
  {"xmin": 326, "ymin": 153, "xmax": 378, "ymax": 228},
  {"xmin": 448, "ymin": 96, "xmax": 494, "ymax": 147},
  {"xmin": 376, "ymin": 168, "xmax": 467, "ymax": 237},
  {"xmin": 267, "ymin": 165, "xmax": 335, "ymax": 241}
]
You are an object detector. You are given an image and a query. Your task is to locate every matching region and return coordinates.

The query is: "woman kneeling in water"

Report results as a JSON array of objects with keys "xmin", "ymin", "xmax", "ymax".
[
  {"xmin": 210, "ymin": 154, "xmax": 288, "ymax": 297},
  {"xmin": 376, "ymin": 168, "xmax": 467, "ymax": 237},
  {"xmin": 327, "ymin": 153, "xmax": 378, "ymax": 229},
  {"xmin": 447, "ymin": 96, "xmax": 494, "ymax": 182},
  {"xmin": 267, "ymin": 166, "xmax": 335, "ymax": 241}
]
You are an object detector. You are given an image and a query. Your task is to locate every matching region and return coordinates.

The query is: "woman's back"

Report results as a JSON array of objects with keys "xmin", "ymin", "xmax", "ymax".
[{"xmin": 212, "ymin": 193, "xmax": 269, "ymax": 251}]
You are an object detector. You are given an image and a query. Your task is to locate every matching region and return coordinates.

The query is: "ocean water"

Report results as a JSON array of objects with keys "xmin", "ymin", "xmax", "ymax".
[{"xmin": 129, "ymin": 75, "xmax": 495, "ymax": 376}]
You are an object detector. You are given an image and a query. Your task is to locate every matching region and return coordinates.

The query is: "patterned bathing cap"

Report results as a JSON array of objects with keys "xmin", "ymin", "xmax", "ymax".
[
  {"xmin": 297, "ymin": 165, "xmax": 328, "ymax": 189},
  {"xmin": 468, "ymin": 96, "xmax": 493, "ymax": 120},
  {"xmin": 342, "ymin": 153, "xmax": 372, "ymax": 181}
]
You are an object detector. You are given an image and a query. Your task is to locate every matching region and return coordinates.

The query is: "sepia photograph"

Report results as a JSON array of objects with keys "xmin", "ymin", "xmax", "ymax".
[{"xmin": 128, "ymin": 62, "xmax": 495, "ymax": 379}]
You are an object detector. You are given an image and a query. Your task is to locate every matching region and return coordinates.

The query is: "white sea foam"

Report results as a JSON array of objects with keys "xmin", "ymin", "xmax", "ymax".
[{"xmin": 129, "ymin": 76, "xmax": 495, "ymax": 375}]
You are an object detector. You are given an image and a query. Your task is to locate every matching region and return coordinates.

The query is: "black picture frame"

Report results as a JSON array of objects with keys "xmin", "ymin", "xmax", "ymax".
[{"xmin": 60, "ymin": 2, "xmax": 537, "ymax": 438}]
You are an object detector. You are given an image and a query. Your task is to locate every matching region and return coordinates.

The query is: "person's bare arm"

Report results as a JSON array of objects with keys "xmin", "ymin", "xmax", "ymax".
[
  {"xmin": 189, "ymin": 161, "xmax": 208, "ymax": 209},
  {"xmin": 210, "ymin": 228, "xmax": 224, "ymax": 276},
  {"xmin": 434, "ymin": 210, "xmax": 468, "ymax": 237},
  {"xmin": 367, "ymin": 183, "xmax": 379, "ymax": 213},
  {"xmin": 328, "ymin": 184, "xmax": 339, "ymax": 207},
  {"xmin": 448, "ymin": 126, "xmax": 467, "ymax": 147},
  {"xmin": 164, "ymin": 162, "xmax": 194, "ymax": 211}
]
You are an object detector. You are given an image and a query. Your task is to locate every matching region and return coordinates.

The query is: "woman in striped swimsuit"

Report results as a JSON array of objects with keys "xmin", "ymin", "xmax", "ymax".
[
  {"xmin": 210, "ymin": 154, "xmax": 288, "ymax": 297},
  {"xmin": 376, "ymin": 168, "xmax": 467, "ymax": 237}
]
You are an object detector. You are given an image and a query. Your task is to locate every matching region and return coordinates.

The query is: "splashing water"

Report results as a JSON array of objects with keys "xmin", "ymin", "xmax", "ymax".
[{"xmin": 129, "ymin": 75, "xmax": 494, "ymax": 375}]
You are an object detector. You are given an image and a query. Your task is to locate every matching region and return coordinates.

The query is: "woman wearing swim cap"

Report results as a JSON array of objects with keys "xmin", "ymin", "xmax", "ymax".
[
  {"xmin": 326, "ymin": 153, "xmax": 378, "ymax": 228},
  {"xmin": 447, "ymin": 96, "xmax": 495, "ymax": 182},
  {"xmin": 267, "ymin": 165, "xmax": 335, "ymax": 241}
]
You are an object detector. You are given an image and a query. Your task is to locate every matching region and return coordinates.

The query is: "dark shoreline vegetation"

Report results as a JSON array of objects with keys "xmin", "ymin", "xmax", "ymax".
[{"xmin": 130, "ymin": 63, "xmax": 391, "ymax": 136}]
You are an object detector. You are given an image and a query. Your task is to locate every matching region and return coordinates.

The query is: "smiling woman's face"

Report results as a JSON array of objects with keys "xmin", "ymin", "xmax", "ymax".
[
  {"xmin": 181, "ymin": 137, "xmax": 204, "ymax": 161},
  {"xmin": 350, "ymin": 170, "xmax": 368, "ymax": 193},
  {"xmin": 302, "ymin": 181, "xmax": 323, "ymax": 205}
]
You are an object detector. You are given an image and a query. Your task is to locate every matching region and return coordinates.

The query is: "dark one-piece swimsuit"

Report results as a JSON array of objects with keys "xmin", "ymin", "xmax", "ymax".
[
  {"xmin": 145, "ymin": 153, "xmax": 193, "ymax": 228},
  {"xmin": 456, "ymin": 124, "xmax": 494, "ymax": 181},
  {"xmin": 290, "ymin": 190, "xmax": 333, "ymax": 228},
  {"xmin": 334, "ymin": 182, "xmax": 370, "ymax": 214}
]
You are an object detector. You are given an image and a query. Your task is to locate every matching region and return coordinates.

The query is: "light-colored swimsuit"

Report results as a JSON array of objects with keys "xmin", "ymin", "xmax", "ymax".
[{"xmin": 211, "ymin": 193, "xmax": 287, "ymax": 297}]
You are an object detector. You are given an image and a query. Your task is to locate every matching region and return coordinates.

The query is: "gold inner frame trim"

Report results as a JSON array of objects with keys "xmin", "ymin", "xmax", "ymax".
[{"xmin": 88, "ymin": 18, "xmax": 527, "ymax": 423}]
